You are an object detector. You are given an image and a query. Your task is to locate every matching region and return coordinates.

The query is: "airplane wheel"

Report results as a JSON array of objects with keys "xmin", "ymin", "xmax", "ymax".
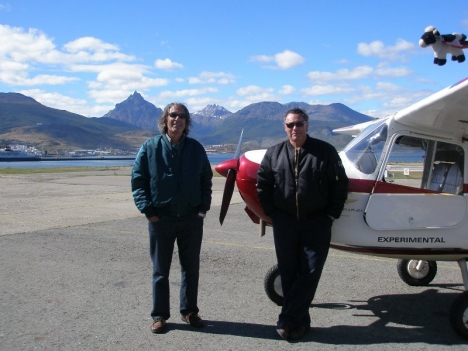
[
  {"xmin": 449, "ymin": 291, "xmax": 468, "ymax": 340},
  {"xmin": 264, "ymin": 264, "xmax": 283, "ymax": 306},
  {"xmin": 396, "ymin": 259, "xmax": 437, "ymax": 286}
]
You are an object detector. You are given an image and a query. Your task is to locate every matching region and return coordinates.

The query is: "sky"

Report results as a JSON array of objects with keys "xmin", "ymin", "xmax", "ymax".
[{"xmin": 0, "ymin": 0, "xmax": 467, "ymax": 119}]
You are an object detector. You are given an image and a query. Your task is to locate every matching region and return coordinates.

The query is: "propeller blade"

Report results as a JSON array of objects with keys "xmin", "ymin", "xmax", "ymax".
[
  {"xmin": 218, "ymin": 129, "xmax": 243, "ymax": 225},
  {"xmin": 219, "ymin": 168, "xmax": 236, "ymax": 225},
  {"xmin": 234, "ymin": 129, "xmax": 244, "ymax": 159}
]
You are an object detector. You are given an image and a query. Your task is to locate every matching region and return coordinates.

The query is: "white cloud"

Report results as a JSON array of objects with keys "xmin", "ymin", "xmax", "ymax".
[
  {"xmin": 72, "ymin": 62, "xmax": 169, "ymax": 93},
  {"xmin": 157, "ymin": 87, "xmax": 219, "ymax": 100},
  {"xmin": 63, "ymin": 37, "xmax": 134, "ymax": 63},
  {"xmin": 0, "ymin": 22, "xmax": 173, "ymax": 114},
  {"xmin": 20, "ymin": 88, "xmax": 86, "ymax": 107},
  {"xmin": 0, "ymin": 60, "xmax": 28, "ymax": 72},
  {"xmin": 0, "ymin": 24, "xmax": 59, "ymax": 63},
  {"xmin": 0, "ymin": 25, "xmax": 134, "ymax": 66},
  {"xmin": 275, "ymin": 50, "xmax": 305, "ymax": 69},
  {"xmin": 250, "ymin": 50, "xmax": 305, "ymax": 70},
  {"xmin": 307, "ymin": 66, "xmax": 373, "ymax": 83},
  {"xmin": 357, "ymin": 39, "xmax": 414, "ymax": 60},
  {"xmin": 10, "ymin": 74, "xmax": 78, "ymax": 86},
  {"xmin": 375, "ymin": 81, "xmax": 401, "ymax": 91},
  {"xmin": 279, "ymin": 85, "xmax": 295, "ymax": 95},
  {"xmin": 302, "ymin": 84, "xmax": 354, "ymax": 96},
  {"xmin": 237, "ymin": 85, "xmax": 268, "ymax": 96},
  {"xmin": 64, "ymin": 37, "xmax": 120, "ymax": 53},
  {"xmin": 236, "ymin": 85, "xmax": 276, "ymax": 102},
  {"xmin": 88, "ymin": 89, "xmax": 134, "ymax": 105},
  {"xmin": 155, "ymin": 58, "xmax": 183, "ymax": 70},
  {"xmin": 0, "ymin": 59, "xmax": 79, "ymax": 86},
  {"xmin": 19, "ymin": 88, "xmax": 112, "ymax": 117},
  {"xmin": 250, "ymin": 55, "xmax": 273, "ymax": 63},
  {"xmin": 188, "ymin": 71, "xmax": 235, "ymax": 84},
  {"xmin": 374, "ymin": 63, "xmax": 412, "ymax": 77}
]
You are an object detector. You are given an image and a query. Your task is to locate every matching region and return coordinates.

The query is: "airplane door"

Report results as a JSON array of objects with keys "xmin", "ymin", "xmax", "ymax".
[{"xmin": 364, "ymin": 137, "xmax": 467, "ymax": 230}]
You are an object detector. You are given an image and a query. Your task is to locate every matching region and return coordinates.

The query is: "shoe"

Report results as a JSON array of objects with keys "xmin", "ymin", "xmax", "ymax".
[
  {"xmin": 290, "ymin": 325, "xmax": 310, "ymax": 340},
  {"xmin": 276, "ymin": 326, "xmax": 290, "ymax": 340},
  {"xmin": 181, "ymin": 312, "xmax": 204, "ymax": 328},
  {"xmin": 150, "ymin": 317, "xmax": 166, "ymax": 334}
]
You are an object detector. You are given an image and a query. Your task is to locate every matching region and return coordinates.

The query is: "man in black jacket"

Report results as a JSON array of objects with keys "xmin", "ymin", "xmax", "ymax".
[{"xmin": 257, "ymin": 108, "xmax": 348, "ymax": 341}]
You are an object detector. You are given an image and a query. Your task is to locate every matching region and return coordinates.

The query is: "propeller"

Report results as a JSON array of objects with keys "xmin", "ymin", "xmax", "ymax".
[{"xmin": 217, "ymin": 130, "xmax": 243, "ymax": 225}]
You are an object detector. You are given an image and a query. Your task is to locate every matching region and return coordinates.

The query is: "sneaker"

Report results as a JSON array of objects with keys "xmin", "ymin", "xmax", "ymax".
[
  {"xmin": 150, "ymin": 317, "xmax": 166, "ymax": 334},
  {"xmin": 181, "ymin": 312, "xmax": 204, "ymax": 328}
]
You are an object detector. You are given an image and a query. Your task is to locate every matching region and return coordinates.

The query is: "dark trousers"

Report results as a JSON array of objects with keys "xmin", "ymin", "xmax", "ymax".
[
  {"xmin": 271, "ymin": 211, "xmax": 332, "ymax": 329},
  {"xmin": 148, "ymin": 215, "xmax": 204, "ymax": 321}
]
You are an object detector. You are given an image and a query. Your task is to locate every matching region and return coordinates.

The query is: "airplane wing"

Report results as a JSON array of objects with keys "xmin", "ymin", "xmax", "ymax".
[
  {"xmin": 333, "ymin": 118, "xmax": 383, "ymax": 137},
  {"xmin": 393, "ymin": 77, "xmax": 468, "ymax": 140}
]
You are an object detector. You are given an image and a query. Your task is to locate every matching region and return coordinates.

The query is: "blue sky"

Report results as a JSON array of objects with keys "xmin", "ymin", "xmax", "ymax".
[{"xmin": 0, "ymin": 0, "xmax": 467, "ymax": 119}]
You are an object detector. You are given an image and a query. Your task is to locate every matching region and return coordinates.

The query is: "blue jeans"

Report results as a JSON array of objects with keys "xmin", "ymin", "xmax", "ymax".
[
  {"xmin": 271, "ymin": 211, "xmax": 332, "ymax": 330},
  {"xmin": 148, "ymin": 214, "xmax": 204, "ymax": 321}
]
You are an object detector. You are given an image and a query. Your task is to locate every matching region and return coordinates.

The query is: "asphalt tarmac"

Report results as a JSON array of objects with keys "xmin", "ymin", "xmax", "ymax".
[{"xmin": 1, "ymin": 167, "xmax": 467, "ymax": 350}]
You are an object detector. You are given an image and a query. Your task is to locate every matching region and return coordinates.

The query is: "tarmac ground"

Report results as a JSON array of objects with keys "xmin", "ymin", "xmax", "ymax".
[{"xmin": 1, "ymin": 167, "xmax": 467, "ymax": 350}]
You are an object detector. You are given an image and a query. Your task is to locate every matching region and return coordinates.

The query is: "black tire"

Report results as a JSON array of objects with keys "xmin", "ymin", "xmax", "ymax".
[
  {"xmin": 264, "ymin": 264, "xmax": 283, "ymax": 306},
  {"xmin": 449, "ymin": 291, "xmax": 468, "ymax": 340},
  {"xmin": 396, "ymin": 259, "xmax": 437, "ymax": 286}
]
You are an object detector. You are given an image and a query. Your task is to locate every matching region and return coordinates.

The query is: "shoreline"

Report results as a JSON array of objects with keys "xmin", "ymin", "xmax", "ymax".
[{"xmin": 0, "ymin": 164, "xmax": 222, "ymax": 175}]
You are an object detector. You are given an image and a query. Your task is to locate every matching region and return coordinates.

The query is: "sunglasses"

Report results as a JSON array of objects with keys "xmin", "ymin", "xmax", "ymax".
[
  {"xmin": 169, "ymin": 112, "xmax": 187, "ymax": 119},
  {"xmin": 285, "ymin": 121, "xmax": 306, "ymax": 129}
]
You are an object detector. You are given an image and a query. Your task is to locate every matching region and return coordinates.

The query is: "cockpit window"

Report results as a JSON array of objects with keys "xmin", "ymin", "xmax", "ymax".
[
  {"xmin": 384, "ymin": 136, "xmax": 464, "ymax": 195},
  {"xmin": 343, "ymin": 120, "xmax": 388, "ymax": 175}
]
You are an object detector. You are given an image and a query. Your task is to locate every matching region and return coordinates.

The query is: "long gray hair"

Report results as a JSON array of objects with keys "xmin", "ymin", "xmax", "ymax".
[{"xmin": 158, "ymin": 102, "xmax": 192, "ymax": 135}]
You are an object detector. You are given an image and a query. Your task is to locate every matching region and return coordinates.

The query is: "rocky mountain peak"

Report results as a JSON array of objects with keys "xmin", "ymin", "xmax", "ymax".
[
  {"xmin": 128, "ymin": 91, "xmax": 145, "ymax": 103},
  {"xmin": 196, "ymin": 104, "xmax": 232, "ymax": 118},
  {"xmin": 103, "ymin": 91, "xmax": 162, "ymax": 131}
]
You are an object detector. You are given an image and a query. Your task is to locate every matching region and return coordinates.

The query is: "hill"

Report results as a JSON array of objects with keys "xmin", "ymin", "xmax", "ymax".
[
  {"xmin": 0, "ymin": 93, "xmax": 151, "ymax": 152},
  {"xmin": 190, "ymin": 101, "xmax": 372, "ymax": 150},
  {"xmin": 0, "ymin": 92, "xmax": 375, "ymax": 152}
]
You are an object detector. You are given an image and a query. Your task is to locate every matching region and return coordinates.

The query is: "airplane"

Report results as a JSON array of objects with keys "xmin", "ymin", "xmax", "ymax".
[{"xmin": 215, "ymin": 77, "xmax": 468, "ymax": 340}]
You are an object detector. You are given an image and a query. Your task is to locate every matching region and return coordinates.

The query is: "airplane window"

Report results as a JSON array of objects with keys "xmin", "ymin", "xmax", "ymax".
[
  {"xmin": 384, "ymin": 136, "xmax": 426, "ymax": 188},
  {"xmin": 343, "ymin": 121, "xmax": 387, "ymax": 175},
  {"xmin": 383, "ymin": 137, "xmax": 464, "ymax": 195},
  {"xmin": 428, "ymin": 143, "xmax": 464, "ymax": 194}
]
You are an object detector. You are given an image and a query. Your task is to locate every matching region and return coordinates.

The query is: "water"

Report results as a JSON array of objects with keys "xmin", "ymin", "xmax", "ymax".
[
  {"xmin": 0, "ymin": 154, "xmax": 236, "ymax": 169},
  {"xmin": 387, "ymin": 152, "xmax": 425, "ymax": 163}
]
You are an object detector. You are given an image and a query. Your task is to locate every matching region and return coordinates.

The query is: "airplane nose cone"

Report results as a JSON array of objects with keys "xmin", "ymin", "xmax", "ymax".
[{"xmin": 215, "ymin": 158, "xmax": 239, "ymax": 177}]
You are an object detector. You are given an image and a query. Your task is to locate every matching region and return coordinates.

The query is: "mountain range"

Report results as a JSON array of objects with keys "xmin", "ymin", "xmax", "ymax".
[{"xmin": 0, "ymin": 91, "xmax": 375, "ymax": 153}]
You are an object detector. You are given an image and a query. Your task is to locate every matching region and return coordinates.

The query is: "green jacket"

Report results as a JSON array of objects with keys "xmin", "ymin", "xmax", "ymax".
[{"xmin": 131, "ymin": 134, "xmax": 212, "ymax": 218}]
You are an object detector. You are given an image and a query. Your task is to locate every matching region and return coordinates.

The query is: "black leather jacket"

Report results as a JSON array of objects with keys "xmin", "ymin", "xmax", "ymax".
[{"xmin": 257, "ymin": 136, "xmax": 348, "ymax": 220}]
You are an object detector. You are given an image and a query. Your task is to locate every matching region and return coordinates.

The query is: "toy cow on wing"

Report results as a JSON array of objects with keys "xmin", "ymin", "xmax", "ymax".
[{"xmin": 419, "ymin": 26, "xmax": 468, "ymax": 66}]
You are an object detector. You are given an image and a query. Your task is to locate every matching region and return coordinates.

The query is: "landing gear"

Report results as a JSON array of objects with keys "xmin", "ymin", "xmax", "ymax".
[
  {"xmin": 264, "ymin": 264, "xmax": 283, "ymax": 306},
  {"xmin": 450, "ymin": 259, "xmax": 468, "ymax": 340},
  {"xmin": 396, "ymin": 258, "xmax": 468, "ymax": 340},
  {"xmin": 450, "ymin": 291, "xmax": 468, "ymax": 339},
  {"xmin": 264, "ymin": 258, "xmax": 468, "ymax": 339},
  {"xmin": 396, "ymin": 259, "xmax": 437, "ymax": 286}
]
